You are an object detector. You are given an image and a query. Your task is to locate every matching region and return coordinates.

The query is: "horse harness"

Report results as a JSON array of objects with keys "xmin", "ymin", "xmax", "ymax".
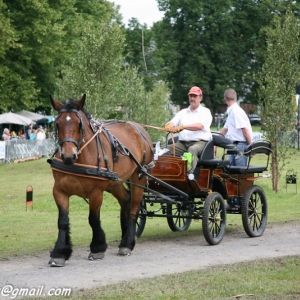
[{"xmin": 48, "ymin": 108, "xmax": 154, "ymax": 181}]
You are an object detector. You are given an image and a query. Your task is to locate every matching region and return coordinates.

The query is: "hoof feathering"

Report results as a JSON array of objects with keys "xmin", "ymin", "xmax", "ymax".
[
  {"xmin": 49, "ymin": 257, "xmax": 66, "ymax": 267},
  {"xmin": 88, "ymin": 251, "xmax": 105, "ymax": 261},
  {"xmin": 118, "ymin": 247, "xmax": 132, "ymax": 256}
]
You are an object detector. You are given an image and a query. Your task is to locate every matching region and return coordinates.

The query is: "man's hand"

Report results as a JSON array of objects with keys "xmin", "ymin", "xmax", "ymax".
[
  {"xmin": 164, "ymin": 123, "xmax": 174, "ymax": 131},
  {"xmin": 174, "ymin": 125, "xmax": 185, "ymax": 132}
]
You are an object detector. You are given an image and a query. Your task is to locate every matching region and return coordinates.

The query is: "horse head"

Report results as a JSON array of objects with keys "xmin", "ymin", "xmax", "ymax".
[{"xmin": 50, "ymin": 94, "xmax": 86, "ymax": 165}]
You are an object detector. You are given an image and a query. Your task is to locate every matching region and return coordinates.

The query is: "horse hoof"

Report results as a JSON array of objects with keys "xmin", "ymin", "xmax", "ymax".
[
  {"xmin": 48, "ymin": 257, "xmax": 66, "ymax": 267},
  {"xmin": 118, "ymin": 247, "xmax": 132, "ymax": 256},
  {"xmin": 88, "ymin": 251, "xmax": 105, "ymax": 261}
]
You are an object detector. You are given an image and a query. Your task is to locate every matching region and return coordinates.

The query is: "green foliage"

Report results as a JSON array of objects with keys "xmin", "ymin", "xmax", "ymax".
[
  {"xmin": 149, "ymin": 0, "xmax": 300, "ymax": 110},
  {"xmin": 124, "ymin": 20, "xmax": 164, "ymax": 91},
  {"xmin": 256, "ymin": 8, "xmax": 300, "ymax": 192},
  {"xmin": 0, "ymin": 0, "xmax": 117, "ymax": 113},
  {"xmin": 56, "ymin": 21, "xmax": 126, "ymax": 118},
  {"xmin": 56, "ymin": 20, "xmax": 171, "ymax": 143},
  {"xmin": 141, "ymin": 81, "xmax": 172, "ymax": 142},
  {"xmin": 0, "ymin": 1, "xmax": 38, "ymax": 112}
]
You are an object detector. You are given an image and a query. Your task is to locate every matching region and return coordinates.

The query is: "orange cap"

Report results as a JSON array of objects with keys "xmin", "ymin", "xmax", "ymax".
[{"xmin": 188, "ymin": 86, "xmax": 202, "ymax": 95}]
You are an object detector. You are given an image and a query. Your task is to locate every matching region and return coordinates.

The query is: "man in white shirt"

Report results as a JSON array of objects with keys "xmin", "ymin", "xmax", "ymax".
[
  {"xmin": 36, "ymin": 127, "xmax": 46, "ymax": 140},
  {"xmin": 165, "ymin": 86, "xmax": 212, "ymax": 173},
  {"xmin": 220, "ymin": 88, "xmax": 252, "ymax": 166},
  {"xmin": 36, "ymin": 126, "xmax": 46, "ymax": 156}
]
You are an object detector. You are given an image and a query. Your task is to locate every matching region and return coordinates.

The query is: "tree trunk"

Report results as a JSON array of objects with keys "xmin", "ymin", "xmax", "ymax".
[{"xmin": 271, "ymin": 146, "xmax": 278, "ymax": 193}]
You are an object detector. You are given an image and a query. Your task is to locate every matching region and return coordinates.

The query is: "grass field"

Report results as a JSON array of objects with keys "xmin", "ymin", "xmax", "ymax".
[
  {"xmin": 1, "ymin": 135, "xmax": 300, "ymax": 299},
  {"xmin": 0, "ymin": 150, "xmax": 299, "ymax": 259}
]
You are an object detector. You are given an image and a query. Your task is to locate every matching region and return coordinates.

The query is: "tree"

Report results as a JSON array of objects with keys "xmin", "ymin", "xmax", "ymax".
[
  {"xmin": 256, "ymin": 9, "xmax": 300, "ymax": 193},
  {"xmin": 124, "ymin": 18, "xmax": 165, "ymax": 92},
  {"xmin": 153, "ymin": 0, "xmax": 300, "ymax": 111},
  {"xmin": 141, "ymin": 81, "xmax": 172, "ymax": 142},
  {"xmin": 56, "ymin": 21, "xmax": 171, "ymax": 143},
  {"xmin": 0, "ymin": 0, "xmax": 117, "ymax": 113},
  {"xmin": 0, "ymin": 1, "xmax": 38, "ymax": 112},
  {"xmin": 56, "ymin": 21, "xmax": 126, "ymax": 118}
]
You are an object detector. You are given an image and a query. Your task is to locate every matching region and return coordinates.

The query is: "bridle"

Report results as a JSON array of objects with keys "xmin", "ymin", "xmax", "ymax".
[{"xmin": 54, "ymin": 108, "xmax": 85, "ymax": 151}]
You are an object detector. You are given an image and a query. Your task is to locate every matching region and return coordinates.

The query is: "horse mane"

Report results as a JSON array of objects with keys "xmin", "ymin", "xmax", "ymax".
[{"xmin": 62, "ymin": 99, "xmax": 92, "ymax": 120}]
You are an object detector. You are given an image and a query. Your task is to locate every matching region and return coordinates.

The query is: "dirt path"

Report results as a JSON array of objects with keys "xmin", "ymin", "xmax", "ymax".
[{"xmin": 0, "ymin": 222, "xmax": 299, "ymax": 298}]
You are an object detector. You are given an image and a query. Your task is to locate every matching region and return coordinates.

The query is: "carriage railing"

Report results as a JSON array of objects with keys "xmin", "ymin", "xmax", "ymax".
[{"xmin": 224, "ymin": 139, "xmax": 272, "ymax": 175}]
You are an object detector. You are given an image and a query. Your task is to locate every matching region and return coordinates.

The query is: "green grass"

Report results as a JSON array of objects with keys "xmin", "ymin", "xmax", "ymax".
[
  {"xmin": 1, "ymin": 155, "xmax": 299, "ymax": 259},
  {"xmin": 1, "ymin": 147, "xmax": 300, "ymax": 299}
]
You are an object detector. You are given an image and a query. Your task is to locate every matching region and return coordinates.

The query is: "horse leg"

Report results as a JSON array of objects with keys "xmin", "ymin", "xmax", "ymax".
[
  {"xmin": 88, "ymin": 193, "xmax": 107, "ymax": 260},
  {"xmin": 119, "ymin": 197, "xmax": 136, "ymax": 255},
  {"xmin": 49, "ymin": 205, "xmax": 72, "ymax": 267},
  {"xmin": 114, "ymin": 178, "xmax": 144, "ymax": 256}
]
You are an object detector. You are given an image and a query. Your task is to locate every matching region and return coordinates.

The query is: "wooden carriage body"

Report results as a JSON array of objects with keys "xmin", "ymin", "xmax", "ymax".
[{"xmin": 138, "ymin": 137, "xmax": 272, "ymax": 245}]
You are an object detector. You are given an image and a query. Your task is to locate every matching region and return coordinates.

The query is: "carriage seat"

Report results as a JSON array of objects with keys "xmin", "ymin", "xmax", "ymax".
[
  {"xmin": 224, "ymin": 140, "xmax": 272, "ymax": 174},
  {"xmin": 165, "ymin": 133, "xmax": 236, "ymax": 169},
  {"xmin": 197, "ymin": 135, "xmax": 235, "ymax": 168}
]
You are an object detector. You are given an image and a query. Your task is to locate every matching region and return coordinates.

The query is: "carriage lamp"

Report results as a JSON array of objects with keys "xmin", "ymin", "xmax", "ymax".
[{"xmin": 286, "ymin": 169, "xmax": 297, "ymax": 194}]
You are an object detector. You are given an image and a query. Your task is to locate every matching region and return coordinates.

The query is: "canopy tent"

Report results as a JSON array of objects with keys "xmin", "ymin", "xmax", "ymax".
[
  {"xmin": 16, "ymin": 110, "xmax": 48, "ymax": 122},
  {"xmin": 36, "ymin": 115, "xmax": 55, "ymax": 124},
  {"xmin": 0, "ymin": 112, "xmax": 33, "ymax": 126}
]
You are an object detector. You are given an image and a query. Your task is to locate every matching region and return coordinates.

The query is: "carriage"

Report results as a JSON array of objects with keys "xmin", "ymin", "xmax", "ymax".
[
  {"xmin": 47, "ymin": 95, "xmax": 272, "ymax": 266},
  {"xmin": 135, "ymin": 134, "xmax": 272, "ymax": 245}
]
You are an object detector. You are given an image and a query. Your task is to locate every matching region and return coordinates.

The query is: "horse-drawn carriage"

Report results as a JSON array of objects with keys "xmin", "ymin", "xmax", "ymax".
[
  {"xmin": 136, "ymin": 134, "xmax": 272, "ymax": 245},
  {"xmin": 47, "ymin": 95, "xmax": 272, "ymax": 266}
]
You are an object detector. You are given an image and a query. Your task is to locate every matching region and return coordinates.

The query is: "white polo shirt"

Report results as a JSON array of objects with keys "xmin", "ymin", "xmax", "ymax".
[
  {"xmin": 170, "ymin": 104, "xmax": 212, "ymax": 141},
  {"xmin": 224, "ymin": 103, "xmax": 252, "ymax": 142}
]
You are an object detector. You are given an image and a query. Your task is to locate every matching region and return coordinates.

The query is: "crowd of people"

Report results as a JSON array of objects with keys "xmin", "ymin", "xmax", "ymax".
[{"xmin": 1, "ymin": 125, "xmax": 48, "ymax": 141}]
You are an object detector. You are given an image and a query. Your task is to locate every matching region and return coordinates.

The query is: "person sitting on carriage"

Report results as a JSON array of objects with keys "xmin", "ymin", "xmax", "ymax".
[
  {"xmin": 219, "ymin": 88, "xmax": 252, "ymax": 166},
  {"xmin": 164, "ymin": 86, "xmax": 213, "ymax": 174}
]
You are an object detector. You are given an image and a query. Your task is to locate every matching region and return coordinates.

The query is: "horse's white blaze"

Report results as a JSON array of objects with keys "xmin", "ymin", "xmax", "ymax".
[{"xmin": 66, "ymin": 115, "xmax": 71, "ymax": 121}]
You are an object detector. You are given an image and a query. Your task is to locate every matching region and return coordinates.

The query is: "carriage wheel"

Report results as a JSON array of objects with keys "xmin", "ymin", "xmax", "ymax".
[
  {"xmin": 202, "ymin": 192, "xmax": 226, "ymax": 245},
  {"xmin": 166, "ymin": 202, "xmax": 193, "ymax": 232},
  {"xmin": 136, "ymin": 200, "xmax": 147, "ymax": 237},
  {"xmin": 242, "ymin": 185, "xmax": 268, "ymax": 237}
]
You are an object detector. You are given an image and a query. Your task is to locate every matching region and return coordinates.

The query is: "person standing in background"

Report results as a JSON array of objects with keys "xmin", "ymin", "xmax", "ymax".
[
  {"xmin": 27, "ymin": 124, "xmax": 33, "ymax": 139},
  {"xmin": 220, "ymin": 88, "xmax": 252, "ymax": 166},
  {"xmin": 36, "ymin": 126, "xmax": 46, "ymax": 156},
  {"xmin": 2, "ymin": 128, "xmax": 11, "ymax": 141}
]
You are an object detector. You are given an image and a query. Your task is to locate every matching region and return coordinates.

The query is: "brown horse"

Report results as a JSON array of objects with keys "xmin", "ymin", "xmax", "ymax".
[{"xmin": 48, "ymin": 94, "xmax": 154, "ymax": 266}]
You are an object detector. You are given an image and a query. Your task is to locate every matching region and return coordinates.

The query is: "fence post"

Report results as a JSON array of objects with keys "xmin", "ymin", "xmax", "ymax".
[{"xmin": 26, "ymin": 185, "xmax": 33, "ymax": 211}]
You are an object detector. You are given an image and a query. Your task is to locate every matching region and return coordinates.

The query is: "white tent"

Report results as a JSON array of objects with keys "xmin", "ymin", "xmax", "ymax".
[
  {"xmin": 0, "ymin": 112, "xmax": 33, "ymax": 126},
  {"xmin": 16, "ymin": 110, "xmax": 48, "ymax": 122}
]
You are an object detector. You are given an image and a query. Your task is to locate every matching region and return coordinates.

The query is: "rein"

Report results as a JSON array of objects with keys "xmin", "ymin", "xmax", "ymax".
[
  {"xmin": 50, "ymin": 112, "xmax": 155, "ymax": 182},
  {"xmin": 139, "ymin": 124, "xmax": 170, "ymax": 132},
  {"xmin": 139, "ymin": 123, "xmax": 177, "ymax": 156},
  {"xmin": 77, "ymin": 124, "xmax": 104, "ymax": 155}
]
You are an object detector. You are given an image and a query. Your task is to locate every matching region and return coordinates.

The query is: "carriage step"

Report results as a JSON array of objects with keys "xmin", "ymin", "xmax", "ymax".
[{"xmin": 187, "ymin": 176, "xmax": 202, "ymax": 193}]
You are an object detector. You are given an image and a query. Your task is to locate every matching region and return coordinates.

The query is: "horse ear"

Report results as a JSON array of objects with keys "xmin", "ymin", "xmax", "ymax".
[
  {"xmin": 77, "ymin": 94, "xmax": 86, "ymax": 110},
  {"xmin": 50, "ymin": 95, "xmax": 63, "ymax": 111}
]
